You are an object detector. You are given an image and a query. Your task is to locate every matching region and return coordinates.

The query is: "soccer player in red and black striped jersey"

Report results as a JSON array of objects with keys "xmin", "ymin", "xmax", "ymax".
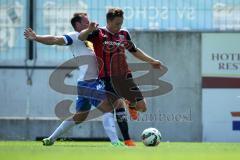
[{"xmin": 79, "ymin": 8, "xmax": 162, "ymax": 145}]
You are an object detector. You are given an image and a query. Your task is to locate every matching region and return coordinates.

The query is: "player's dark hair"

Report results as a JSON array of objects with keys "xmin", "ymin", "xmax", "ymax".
[
  {"xmin": 71, "ymin": 12, "xmax": 87, "ymax": 30},
  {"xmin": 106, "ymin": 8, "xmax": 124, "ymax": 21}
]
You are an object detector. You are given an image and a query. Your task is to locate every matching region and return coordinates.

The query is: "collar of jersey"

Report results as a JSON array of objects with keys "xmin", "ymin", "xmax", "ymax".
[{"xmin": 103, "ymin": 26, "xmax": 116, "ymax": 35}]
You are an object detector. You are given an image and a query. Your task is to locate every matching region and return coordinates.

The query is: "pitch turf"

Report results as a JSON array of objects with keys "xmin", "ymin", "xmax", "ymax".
[{"xmin": 0, "ymin": 141, "xmax": 239, "ymax": 160}]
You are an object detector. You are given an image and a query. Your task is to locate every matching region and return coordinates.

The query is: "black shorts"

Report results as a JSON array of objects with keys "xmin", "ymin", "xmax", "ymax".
[{"xmin": 100, "ymin": 73, "xmax": 144, "ymax": 104}]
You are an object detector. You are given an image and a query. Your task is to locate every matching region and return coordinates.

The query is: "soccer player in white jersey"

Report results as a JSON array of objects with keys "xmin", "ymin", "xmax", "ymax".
[{"xmin": 24, "ymin": 13, "xmax": 135, "ymax": 146}]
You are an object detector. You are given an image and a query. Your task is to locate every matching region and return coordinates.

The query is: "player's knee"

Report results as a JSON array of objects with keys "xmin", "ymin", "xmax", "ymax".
[
  {"xmin": 98, "ymin": 100, "xmax": 114, "ymax": 113},
  {"xmin": 73, "ymin": 117, "xmax": 82, "ymax": 124},
  {"xmin": 138, "ymin": 106, "xmax": 147, "ymax": 112},
  {"xmin": 114, "ymin": 99, "xmax": 126, "ymax": 109},
  {"xmin": 136, "ymin": 99, "xmax": 147, "ymax": 112},
  {"xmin": 73, "ymin": 112, "xmax": 88, "ymax": 124}
]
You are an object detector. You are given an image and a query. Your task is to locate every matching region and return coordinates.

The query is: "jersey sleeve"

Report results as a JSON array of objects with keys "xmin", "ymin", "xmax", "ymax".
[
  {"xmin": 62, "ymin": 32, "xmax": 80, "ymax": 45},
  {"xmin": 86, "ymin": 29, "xmax": 100, "ymax": 44},
  {"xmin": 125, "ymin": 31, "xmax": 137, "ymax": 53}
]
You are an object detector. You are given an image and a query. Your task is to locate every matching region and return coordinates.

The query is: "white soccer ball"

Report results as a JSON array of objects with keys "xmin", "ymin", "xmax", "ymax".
[{"xmin": 141, "ymin": 128, "xmax": 162, "ymax": 146}]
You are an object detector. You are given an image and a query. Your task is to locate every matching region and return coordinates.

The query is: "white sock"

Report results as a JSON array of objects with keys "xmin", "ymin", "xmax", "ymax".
[
  {"xmin": 102, "ymin": 112, "xmax": 119, "ymax": 143},
  {"xmin": 49, "ymin": 119, "xmax": 76, "ymax": 141}
]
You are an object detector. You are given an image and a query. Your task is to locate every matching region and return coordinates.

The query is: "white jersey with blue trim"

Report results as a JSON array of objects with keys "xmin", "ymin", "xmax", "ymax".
[{"xmin": 62, "ymin": 31, "xmax": 98, "ymax": 81}]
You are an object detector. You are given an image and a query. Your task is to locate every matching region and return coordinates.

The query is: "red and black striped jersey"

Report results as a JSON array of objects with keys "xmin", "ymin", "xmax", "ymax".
[{"xmin": 86, "ymin": 27, "xmax": 137, "ymax": 78}]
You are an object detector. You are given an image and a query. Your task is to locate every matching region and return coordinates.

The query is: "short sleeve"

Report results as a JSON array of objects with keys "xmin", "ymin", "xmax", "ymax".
[
  {"xmin": 86, "ymin": 29, "xmax": 100, "ymax": 43},
  {"xmin": 62, "ymin": 32, "xmax": 80, "ymax": 45},
  {"xmin": 125, "ymin": 31, "xmax": 137, "ymax": 53}
]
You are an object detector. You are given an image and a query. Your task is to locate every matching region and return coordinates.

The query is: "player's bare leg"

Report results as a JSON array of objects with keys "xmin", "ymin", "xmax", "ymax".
[
  {"xmin": 43, "ymin": 100, "xmax": 118, "ymax": 146},
  {"xmin": 72, "ymin": 111, "xmax": 90, "ymax": 124},
  {"xmin": 126, "ymin": 99, "xmax": 147, "ymax": 121},
  {"xmin": 42, "ymin": 110, "xmax": 90, "ymax": 146},
  {"xmin": 135, "ymin": 99, "xmax": 147, "ymax": 112}
]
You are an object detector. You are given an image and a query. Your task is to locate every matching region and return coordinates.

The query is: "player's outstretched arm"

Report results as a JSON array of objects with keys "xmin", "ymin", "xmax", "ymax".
[
  {"xmin": 79, "ymin": 22, "xmax": 98, "ymax": 41},
  {"xmin": 24, "ymin": 28, "xmax": 65, "ymax": 45},
  {"xmin": 131, "ymin": 48, "xmax": 163, "ymax": 69}
]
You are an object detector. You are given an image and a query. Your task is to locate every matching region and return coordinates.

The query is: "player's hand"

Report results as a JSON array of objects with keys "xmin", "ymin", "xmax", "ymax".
[
  {"xmin": 24, "ymin": 28, "xmax": 37, "ymax": 40},
  {"xmin": 150, "ymin": 60, "xmax": 163, "ymax": 69},
  {"xmin": 87, "ymin": 22, "xmax": 99, "ymax": 32}
]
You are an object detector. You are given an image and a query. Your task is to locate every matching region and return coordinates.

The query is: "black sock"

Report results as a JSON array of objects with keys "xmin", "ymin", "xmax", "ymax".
[{"xmin": 115, "ymin": 107, "xmax": 130, "ymax": 141}]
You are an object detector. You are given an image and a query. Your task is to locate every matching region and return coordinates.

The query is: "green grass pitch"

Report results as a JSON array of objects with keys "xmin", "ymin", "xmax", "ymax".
[{"xmin": 0, "ymin": 141, "xmax": 240, "ymax": 160}]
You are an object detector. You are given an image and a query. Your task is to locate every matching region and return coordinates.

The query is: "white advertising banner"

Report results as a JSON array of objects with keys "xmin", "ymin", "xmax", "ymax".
[
  {"xmin": 202, "ymin": 33, "xmax": 240, "ymax": 142},
  {"xmin": 202, "ymin": 33, "xmax": 240, "ymax": 78},
  {"xmin": 202, "ymin": 89, "xmax": 240, "ymax": 142}
]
